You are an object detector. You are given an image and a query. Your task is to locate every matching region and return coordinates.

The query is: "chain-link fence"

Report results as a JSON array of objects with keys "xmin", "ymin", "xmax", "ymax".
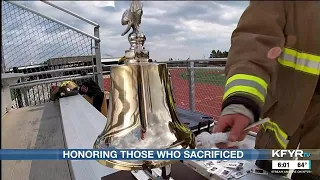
[
  {"xmin": 167, "ymin": 59, "xmax": 260, "ymax": 133},
  {"xmin": 2, "ymin": 1, "xmax": 102, "ymax": 108},
  {"xmin": 167, "ymin": 60, "xmax": 226, "ymax": 119},
  {"xmin": 172, "ymin": 68, "xmax": 225, "ymax": 119},
  {"xmin": 103, "ymin": 59, "xmax": 226, "ymax": 119}
]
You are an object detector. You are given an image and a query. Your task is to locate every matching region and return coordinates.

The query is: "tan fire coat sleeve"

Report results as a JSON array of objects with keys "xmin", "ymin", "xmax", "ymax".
[{"xmin": 221, "ymin": 1, "xmax": 286, "ymax": 122}]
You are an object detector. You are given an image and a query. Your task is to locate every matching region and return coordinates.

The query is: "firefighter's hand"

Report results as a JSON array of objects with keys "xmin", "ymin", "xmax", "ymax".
[{"xmin": 212, "ymin": 114, "xmax": 250, "ymax": 148}]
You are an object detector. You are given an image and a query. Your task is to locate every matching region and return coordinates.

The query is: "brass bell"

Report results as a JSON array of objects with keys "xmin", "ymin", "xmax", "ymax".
[{"xmin": 93, "ymin": 0, "xmax": 195, "ymax": 171}]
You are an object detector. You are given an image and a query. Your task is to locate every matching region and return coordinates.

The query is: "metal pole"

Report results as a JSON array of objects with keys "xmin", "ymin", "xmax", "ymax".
[
  {"xmin": 11, "ymin": 75, "xmax": 94, "ymax": 89},
  {"xmin": 20, "ymin": 77, "xmax": 30, "ymax": 106},
  {"xmin": 1, "ymin": 42, "xmax": 5, "ymax": 73},
  {"xmin": 94, "ymin": 27, "xmax": 104, "ymax": 91},
  {"xmin": 14, "ymin": 65, "xmax": 96, "ymax": 78},
  {"xmin": 12, "ymin": 68, "xmax": 23, "ymax": 108},
  {"xmin": 160, "ymin": 58, "xmax": 227, "ymax": 64},
  {"xmin": 188, "ymin": 61, "xmax": 195, "ymax": 112},
  {"xmin": 40, "ymin": 1, "xmax": 99, "ymax": 27}
]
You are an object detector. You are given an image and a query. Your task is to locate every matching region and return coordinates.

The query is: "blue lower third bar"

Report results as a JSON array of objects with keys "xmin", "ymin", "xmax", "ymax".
[{"xmin": 0, "ymin": 149, "xmax": 272, "ymax": 160}]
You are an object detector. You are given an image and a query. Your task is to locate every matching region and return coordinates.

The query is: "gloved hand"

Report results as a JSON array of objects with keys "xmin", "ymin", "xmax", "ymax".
[{"xmin": 212, "ymin": 114, "xmax": 251, "ymax": 148}]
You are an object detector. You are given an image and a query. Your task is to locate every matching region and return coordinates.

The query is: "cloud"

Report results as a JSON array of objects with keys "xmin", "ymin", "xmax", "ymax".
[
  {"xmin": 91, "ymin": 1, "xmax": 115, "ymax": 8},
  {"xmin": 2, "ymin": 1, "xmax": 249, "ymax": 68}
]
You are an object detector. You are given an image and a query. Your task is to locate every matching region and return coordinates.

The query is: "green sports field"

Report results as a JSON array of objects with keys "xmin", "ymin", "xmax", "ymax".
[{"xmin": 178, "ymin": 69, "xmax": 226, "ymax": 86}]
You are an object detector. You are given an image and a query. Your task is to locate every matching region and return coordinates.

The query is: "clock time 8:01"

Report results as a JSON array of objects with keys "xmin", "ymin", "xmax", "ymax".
[{"xmin": 278, "ymin": 162, "xmax": 290, "ymax": 168}]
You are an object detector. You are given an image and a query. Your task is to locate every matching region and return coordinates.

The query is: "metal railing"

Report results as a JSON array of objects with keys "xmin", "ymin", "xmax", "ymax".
[
  {"xmin": 103, "ymin": 58, "xmax": 226, "ymax": 118},
  {"xmin": 167, "ymin": 59, "xmax": 226, "ymax": 119},
  {"xmin": 102, "ymin": 58, "xmax": 259, "ymax": 134},
  {"xmin": 168, "ymin": 59, "xmax": 258, "ymax": 135},
  {"xmin": 2, "ymin": 1, "xmax": 104, "ymax": 108}
]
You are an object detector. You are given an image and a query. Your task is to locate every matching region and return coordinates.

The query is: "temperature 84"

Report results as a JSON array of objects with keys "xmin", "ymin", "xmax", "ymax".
[{"xmin": 298, "ymin": 162, "xmax": 307, "ymax": 168}]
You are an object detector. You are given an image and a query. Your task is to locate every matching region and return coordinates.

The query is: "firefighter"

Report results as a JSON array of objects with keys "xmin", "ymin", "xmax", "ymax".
[{"xmin": 212, "ymin": 1, "xmax": 320, "ymax": 179}]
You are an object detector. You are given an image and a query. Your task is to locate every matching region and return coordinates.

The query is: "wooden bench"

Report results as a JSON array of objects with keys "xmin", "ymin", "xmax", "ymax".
[{"xmin": 59, "ymin": 95, "xmax": 118, "ymax": 180}]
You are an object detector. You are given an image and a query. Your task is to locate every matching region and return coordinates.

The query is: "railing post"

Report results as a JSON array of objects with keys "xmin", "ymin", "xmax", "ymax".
[
  {"xmin": 20, "ymin": 77, "xmax": 29, "ymax": 106},
  {"xmin": 1, "ymin": 43, "xmax": 5, "ymax": 73},
  {"xmin": 94, "ymin": 26, "xmax": 104, "ymax": 91},
  {"xmin": 188, "ymin": 61, "xmax": 195, "ymax": 112}
]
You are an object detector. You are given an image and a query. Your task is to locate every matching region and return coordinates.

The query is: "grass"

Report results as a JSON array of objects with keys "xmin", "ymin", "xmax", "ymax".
[{"xmin": 179, "ymin": 69, "xmax": 226, "ymax": 86}]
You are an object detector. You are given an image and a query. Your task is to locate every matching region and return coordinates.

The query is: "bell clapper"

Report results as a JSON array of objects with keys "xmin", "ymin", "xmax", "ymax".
[{"xmin": 140, "ymin": 128, "xmax": 146, "ymax": 140}]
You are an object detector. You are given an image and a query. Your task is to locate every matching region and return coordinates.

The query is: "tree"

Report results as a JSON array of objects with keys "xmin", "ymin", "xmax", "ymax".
[
  {"xmin": 222, "ymin": 51, "xmax": 228, "ymax": 57},
  {"xmin": 209, "ymin": 49, "xmax": 228, "ymax": 58},
  {"xmin": 217, "ymin": 50, "xmax": 222, "ymax": 58},
  {"xmin": 209, "ymin": 50, "xmax": 217, "ymax": 58}
]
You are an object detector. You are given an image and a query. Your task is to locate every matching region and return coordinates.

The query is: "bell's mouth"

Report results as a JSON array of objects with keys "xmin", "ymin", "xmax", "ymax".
[{"xmin": 96, "ymin": 159, "xmax": 180, "ymax": 171}]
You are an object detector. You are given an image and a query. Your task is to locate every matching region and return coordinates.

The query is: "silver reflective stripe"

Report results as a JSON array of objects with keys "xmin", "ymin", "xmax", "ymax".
[
  {"xmin": 281, "ymin": 53, "xmax": 320, "ymax": 70},
  {"xmin": 224, "ymin": 79, "xmax": 267, "ymax": 97}
]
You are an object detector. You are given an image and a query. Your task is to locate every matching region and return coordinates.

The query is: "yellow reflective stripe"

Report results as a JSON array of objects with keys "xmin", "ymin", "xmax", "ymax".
[
  {"xmin": 262, "ymin": 125, "xmax": 287, "ymax": 149},
  {"xmin": 273, "ymin": 127, "xmax": 287, "ymax": 149},
  {"xmin": 279, "ymin": 48, "xmax": 320, "ymax": 75},
  {"xmin": 262, "ymin": 121, "xmax": 288, "ymax": 149},
  {"xmin": 223, "ymin": 74, "xmax": 268, "ymax": 103},
  {"xmin": 284, "ymin": 48, "xmax": 320, "ymax": 62},
  {"xmin": 263, "ymin": 121, "xmax": 288, "ymax": 139},
  {"xmin": 223, "ymin": 86, "xmax": 265, "ymax": 103},
  {"xmin": 226, "ymin": 74, "xmax": 268, "ymax": 89},
  {"xmin": 270, "ymin": 122, "xmax": 287, "ymax": 139},
  {"xmin": 278, "ymin": 58, "xmax": 320, "ymax": 75}
]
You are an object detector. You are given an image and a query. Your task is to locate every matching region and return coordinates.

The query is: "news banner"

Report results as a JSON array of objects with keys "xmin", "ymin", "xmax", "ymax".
[{"xmin": 0, "ymin": 149, "xmax": 317, "ymax": 170}]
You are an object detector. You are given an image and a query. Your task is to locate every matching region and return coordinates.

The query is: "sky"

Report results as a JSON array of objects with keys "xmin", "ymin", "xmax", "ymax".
[{"xmin": 2, "ymin": 1, "xmax": 249, "ymax": 68}]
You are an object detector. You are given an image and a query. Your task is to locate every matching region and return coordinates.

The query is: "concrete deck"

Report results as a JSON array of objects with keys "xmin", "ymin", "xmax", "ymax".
[{"xmin": 1, "ymin": 102, "xmax": 71, "ymax": 180}]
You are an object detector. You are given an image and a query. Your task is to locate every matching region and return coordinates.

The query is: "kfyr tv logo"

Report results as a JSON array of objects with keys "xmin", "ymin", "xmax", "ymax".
[{"xmin": 272, "ymin": 150, "xmax": 311, "ymax": 158}]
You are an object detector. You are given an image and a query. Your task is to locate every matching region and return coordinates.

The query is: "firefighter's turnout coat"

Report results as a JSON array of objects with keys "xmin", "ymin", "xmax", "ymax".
[{"xmin": 223, "ymin": 1, "xmax": 320, "ymax": 175}]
